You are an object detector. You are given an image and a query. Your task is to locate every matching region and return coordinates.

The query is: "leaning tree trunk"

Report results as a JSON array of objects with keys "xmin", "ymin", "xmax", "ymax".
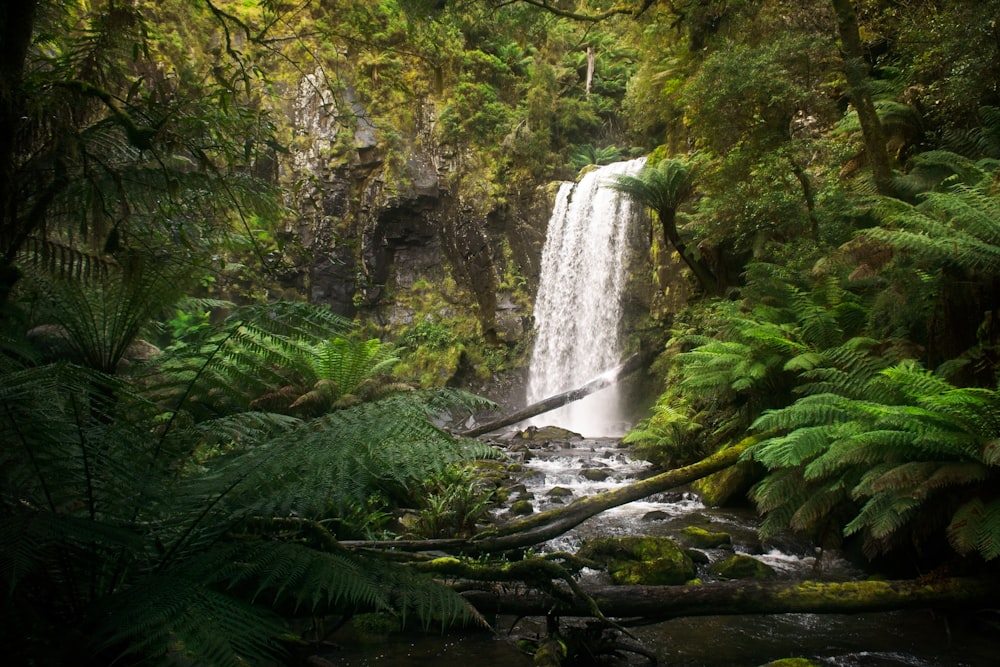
[
  {"xmin": 460, "ymin": 576, "xmax": 1000, "ymax": 620},
  {"xmin": 341, "ymin": 437, "xmax": 755, "ymax": 555},
  {"xmin": 660, "ymin": 208, "xmax": 721, "ymax": 296},
  {"xmin": 460, "ymin": 353, "xmax": 645, "ymax": 438},
  {"xmin": 831, "ymin": 0, "xmax": 896, "ymax": 197}
]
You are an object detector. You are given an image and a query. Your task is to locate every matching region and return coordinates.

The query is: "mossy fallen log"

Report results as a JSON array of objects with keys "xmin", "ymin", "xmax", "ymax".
[
  {"xmin": 340, "ymin": 436, "xmax": 755, "ymax": 555},
  {"xmin": 470, "ymin": 436, "xmax": 755, "ymax": 552},
  {"xmin": 460, "ymin": 353, "xmax": 644, "ymax": 438},
  {"xmin": 460, "ymin": 576, "xmax": 1000, "ymax": 620}
]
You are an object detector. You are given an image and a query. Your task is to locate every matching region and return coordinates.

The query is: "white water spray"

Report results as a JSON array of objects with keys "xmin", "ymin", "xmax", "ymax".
[{"xmin": 526, "ymin": 158, "xmax": 646, "ymax": 437}]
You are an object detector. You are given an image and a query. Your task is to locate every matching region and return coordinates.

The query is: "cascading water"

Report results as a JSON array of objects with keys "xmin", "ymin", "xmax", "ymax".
[{"xmin": 526, "ymin": 158, "xmax": 646, "ymax": 437}]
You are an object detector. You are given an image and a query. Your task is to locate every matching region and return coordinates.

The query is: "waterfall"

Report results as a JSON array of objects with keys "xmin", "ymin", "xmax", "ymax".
[{"xmin": 526, "ymin": 158, "xmax": 646, "ymax": 437}]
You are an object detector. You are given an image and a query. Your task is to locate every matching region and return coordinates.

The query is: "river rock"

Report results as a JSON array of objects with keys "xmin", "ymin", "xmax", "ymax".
[
  {"xmin": 581, "ymin": 467, "xmax": 610, "ymax": 481},
  {"xmin": 710, "ymin": 554, "xmax": 776, "ymax": 580},
  {"xmin": 516, "ymin": 425, "xmax": 583, "ymax": 441},
  {"xmin": 546, "ymin": 486, "xmax": 574, "ymax": 498},
  {"xmin": 693, "ymin": 459, "xmax": 757, "ymax": 506},
  {"xmin": 508, "ymin": 500, "xmax": 534, "ymax": 516},
  {"xmin": 578, "ymin": 536, "xmax": 695, "ymax": 585},
  {"xmin": 677, "ymin": 525, "xmax": 732, "ymax": 549},
  {"xmin": 686, "ymin": 548, "xmax": 711, "ymax": 565}
]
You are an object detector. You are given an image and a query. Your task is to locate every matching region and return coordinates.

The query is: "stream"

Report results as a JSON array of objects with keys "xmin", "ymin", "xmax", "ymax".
[{"xmin": 332, "ymin": 434, "xmax": 999, "ymax": 667}]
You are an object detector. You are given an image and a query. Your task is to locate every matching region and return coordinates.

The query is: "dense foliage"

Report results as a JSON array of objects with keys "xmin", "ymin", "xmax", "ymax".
[{"xmin": 3, "ymin": 0, "xmax": 1000, "ymax": 663}]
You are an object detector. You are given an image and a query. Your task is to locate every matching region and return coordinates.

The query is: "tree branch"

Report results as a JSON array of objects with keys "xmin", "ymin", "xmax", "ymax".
[{"xmin": 513, "ymin": 0, "xmax": 642, "ymax": 22}]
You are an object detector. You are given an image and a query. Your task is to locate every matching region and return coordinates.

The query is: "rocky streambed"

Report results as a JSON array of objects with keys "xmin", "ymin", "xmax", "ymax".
[{"xmin": 332, "ymin": 428, "xmax": 998, "ymax": 666}]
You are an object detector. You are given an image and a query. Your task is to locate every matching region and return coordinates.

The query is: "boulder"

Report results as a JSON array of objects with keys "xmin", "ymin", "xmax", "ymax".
[
  {"xmin": 677, "ymin": 525, "xmax": 732, "ymax": 549},
  {"xmin": 581, "ymin": 467, "xmax": 610, "ymax": 482},
  {"xmin": 508, "ymin": 500, "xmax": 534, "ymax": 516},
  {"xmin": 710, "ymin": 554, "xmax": 776, "ymax": 581},
  {"xmin": 578, "ymin": 536, "xmax": 695, "ymax": 586}
]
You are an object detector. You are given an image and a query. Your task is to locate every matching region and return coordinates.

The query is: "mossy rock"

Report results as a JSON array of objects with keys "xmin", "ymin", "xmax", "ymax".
[
  {"xmin": 517, "ymin": 425, "xmax": 582, "ymax": 440},
  {"xmin": 677, "ymin": 525, "xmax": 732, "ymax": 549},
  {"xmin": 759, "ymin": 659, "xmax": 820, "ymax": 667},
  {"xmin": 581, "ymin": 467, "xmax": 610, "ymax": 481},
  {"xmin": 578, "ymin": 536, "xmax": 695, "ymax": 585},
  {"xmin": 710, "ymin": 554, "xmax": 776, "ymax": 580},
  {"xmin": 547, "ymin": 486, "xmax": 574, "ymax": 498},
  {"xmin": 509, "ymin": 500, "xmax": 534, "ymax": 516},
  {"xmin": 351, "ymin": 612, "xmax": 399, "ymax": 644},
  {"xmin": 693, "ymin": 460, "xmax": 757, "ymax": 507},
  {"xmin": 505, "ymin": 482, "xmax": 529, "ymax": 497},
  {"xmin": 686, "ymin": 549, "xmax": 710, "ymax": 565}
]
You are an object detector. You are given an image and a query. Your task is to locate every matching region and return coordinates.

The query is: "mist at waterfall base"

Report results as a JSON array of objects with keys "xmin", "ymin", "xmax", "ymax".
[{"xmin": 525, "ymin": 158, "xmax": 646, "ymax": 438}]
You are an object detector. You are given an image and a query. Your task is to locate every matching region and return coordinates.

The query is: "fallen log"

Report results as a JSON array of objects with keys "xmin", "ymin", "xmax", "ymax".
[
  {"xmin": 460, "ymin": 353, "xmax": 645, "ymax": 438},
  {"xmin": 461, "ymin": 576, "xmax": 1000, "ymax": 620},
  {"xmin": 472, "ymin": 435, "xmax": 755, "ymax": 552},
  {"xmin": 340, "ymin": 436, "xmax": 756, "ymax": 554}
]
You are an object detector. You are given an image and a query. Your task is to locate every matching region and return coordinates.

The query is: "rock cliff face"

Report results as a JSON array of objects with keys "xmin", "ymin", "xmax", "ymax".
[
  {"xmin": 284, "ymin": 71, "xmax": 544, "ymax": 348},
  {"xmin": 277, "ymin": 67, "xmax": 674, "ymax": 412}
]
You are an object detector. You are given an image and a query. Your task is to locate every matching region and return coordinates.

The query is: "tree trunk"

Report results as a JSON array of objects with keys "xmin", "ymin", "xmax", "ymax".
[
  {"xmin": 830, "ymin": 0, "xmax": 896, "ymax": 197},
  {"xmin": 461, "ymin": 576, "xmax": 1000, "ymax": 620},
  {"xmin": 660, "ymin": 208, "xmax": 720, "ymax": 296},
  {"xmin": 341, "ymin": 437, "xmax": 754, "ymax": 554},
  {"xmin": 0, "ymin": 0, "xmax": 38, "ymax": 301},
  {"xmin": 459, "ymin": 353, "xmax": 645, "ymax": 438}
]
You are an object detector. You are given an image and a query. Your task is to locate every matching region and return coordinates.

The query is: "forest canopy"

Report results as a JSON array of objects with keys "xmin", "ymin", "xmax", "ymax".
[{"xmin": 2, "ymin": 1, "xmax": 1000, "ymax": 665}]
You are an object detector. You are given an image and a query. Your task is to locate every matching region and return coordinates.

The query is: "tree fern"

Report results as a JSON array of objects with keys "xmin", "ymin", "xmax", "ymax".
[
  {"xmin": 15, "ymin": 251, "xmax": 195, "ymax": 373},
  {"xmin": 0, "ymin": 303, "xmax": 493, "ymax": 664},
  {"xmin": 748, "ymin": 358, "xmax": 1000, "ymax": 561},
  {"xmin": 267, "ymin": 336, "xmax": 404, "ymax": 415},
  {"xmin": 867, "ymin": 170, "xmax": 1000, "ymax": 276},
  {"xmin": 143, "ymin": 301, "xmax": 354, "ymax": 417},
  {"xmin": 607, "ymin": 154, "xmax": 722, "ymax": 294}
]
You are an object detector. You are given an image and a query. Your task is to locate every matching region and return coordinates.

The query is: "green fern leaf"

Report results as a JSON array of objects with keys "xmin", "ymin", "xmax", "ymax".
[
  {"xmin": 95, "ymin": 575, "xmax": 287, "ymax": 667},
  {"xmin": 948, "ymin": 498, "xmax": 1000, "ymax": 561}
]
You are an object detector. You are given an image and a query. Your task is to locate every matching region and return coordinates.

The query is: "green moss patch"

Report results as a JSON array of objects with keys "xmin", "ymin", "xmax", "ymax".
[{"xmin": 578, "ymin": 536, "xmax": 695, "ymax": 585}]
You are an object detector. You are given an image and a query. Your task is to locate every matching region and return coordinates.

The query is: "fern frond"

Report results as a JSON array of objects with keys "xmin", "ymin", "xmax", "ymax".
[
  {"xmin": 868, "ymin": 174, "xmax": 1000, "ymax": 275},
  {"xmin": 202, "ymin": 540, "xmax": 483, "ymax": 629},
  {"xmin": 918, "ymin": 462, "xmax": 991, "ymax": 496},
  {"xmin": 202, "ymin": 541, "xmax": 391, "ymax": 612},
  {"xmin": 982, "ymin": 439, "xmax": 1000, "ymax": 466},
  {"xmin": 751, "ymin": 393, "xmax": 857, "ymax": 433},
  {"xmin": 210, "ymin": 390, "xmax": 498, "ymax": 522},
  {"xmin": 95, "ymin": 575, "xmax": 287, "ymax": 667},
  {"xmin": 948, "ymin": 497, "xmax": 1000, "ymax": 561},
  {"xmin": 789, "ymin": 479, "xmax": 850, "ymax": 533},
  {"xmin": 879, "ymin": 360, "xmax": 949, "ymax": 398},
  {"xmin": 751, "ymin": 425, "xmax": 839, "ymax": 470},
  {"xmin": 18, "ymin": 237, "xmax": 116, "ymax": 284},
  {"xmin": 845, "ymin": 491, "xmax": 919, "ymax": 541},
  {"xmin": 751, "ymin": 469, "xmax": 810, "ymax": 537}
]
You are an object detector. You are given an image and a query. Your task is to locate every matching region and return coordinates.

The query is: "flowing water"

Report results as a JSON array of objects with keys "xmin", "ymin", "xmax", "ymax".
[{"xmin": 525, "ymin": 158, "xmax": 646, "ymax": 438}]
